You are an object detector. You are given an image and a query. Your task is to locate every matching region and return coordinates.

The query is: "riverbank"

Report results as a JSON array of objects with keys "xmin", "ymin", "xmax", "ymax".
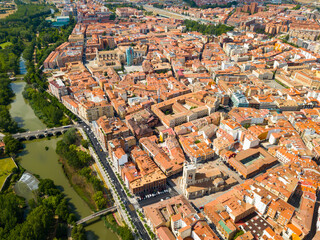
[
  {"xmin": 59, "ymin": 156, "xmax": 97, "ymax": 211},
  {"xmin": 0, "ymin": 162, "xmax": 83, "ymax": 239},
  {"xmin": 8, "ymin": 78, "xmax": 118, "ymax": 239},
  {"xmin": 17, "ymin": 137, "xmax": 118, "ymax": 239},
  {"xmin": 104, "ymin": 213, "xmax": 134, "ymax": 240},
  {"xmin": 0, "ymin": 74, "xmax": 23, "ymax": 134},
  {"xmin": 56, "ymin": 128, "xmax": 114, "ymax": 212},
  {"xmin": 9, "ymin": 81, "xmax": 46, "ymax": 131},
  {"xmin": 23, "ymin": 87, "xmax": 71, "ymax": 128},
  {"xmin": 18, "ymin": 9, "xmax": 76, "ymax": 129}
]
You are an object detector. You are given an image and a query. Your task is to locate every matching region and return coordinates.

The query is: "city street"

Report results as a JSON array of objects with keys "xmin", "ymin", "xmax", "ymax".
[
  {"xmin": 79, "ymin": 35, "xmax": 152, "ymax": 240},
  {"xmin": 79, "ymin": 120, "xmax": 151, "ymax": 240}
]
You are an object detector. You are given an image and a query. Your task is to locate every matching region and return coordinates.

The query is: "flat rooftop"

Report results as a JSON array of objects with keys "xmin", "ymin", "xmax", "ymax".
[{"xmin": 242, "ymin": 214, "xmax": 271, "ymax": 239}]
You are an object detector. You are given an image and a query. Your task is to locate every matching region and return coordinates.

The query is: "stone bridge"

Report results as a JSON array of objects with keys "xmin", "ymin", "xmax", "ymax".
[
  {"xmin": 11, "ymin": 125, "xmax": 78, "ymax": 141},
  {"xmin": 76, "ymin": 206, "xmax": 117, "ymax": 225}
]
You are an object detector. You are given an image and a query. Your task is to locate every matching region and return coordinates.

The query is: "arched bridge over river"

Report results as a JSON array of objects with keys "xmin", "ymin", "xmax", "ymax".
[{"xmin": 10, "ymin": 125, "xmax": 78, "ymax": 141}]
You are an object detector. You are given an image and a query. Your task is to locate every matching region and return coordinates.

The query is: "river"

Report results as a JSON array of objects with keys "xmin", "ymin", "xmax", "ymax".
[
  {"xmin": 9, "ymin": 81, "xmax": 46, "ymax": 131},
  {"xmin": 10, "ymin": 58, "xmax": 117, "ymax": 240}
]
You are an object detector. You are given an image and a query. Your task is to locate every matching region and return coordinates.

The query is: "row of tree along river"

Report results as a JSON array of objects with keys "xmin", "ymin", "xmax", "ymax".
[{"xmin": 9, "ymin": 57, "xmax": 117, "ymax": 240}]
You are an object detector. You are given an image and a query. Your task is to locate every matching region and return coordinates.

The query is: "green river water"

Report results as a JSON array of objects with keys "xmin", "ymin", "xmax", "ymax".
[{"xmin": 9, "ymin": 80, "xmax": 117, "ymax": 240}]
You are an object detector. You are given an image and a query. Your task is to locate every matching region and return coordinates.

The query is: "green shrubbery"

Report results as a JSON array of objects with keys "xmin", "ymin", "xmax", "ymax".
[
  {"xmin": 93, "ymin": 191, "xmax": 108, "ymax": 209},
  {"xmin": 56, "ymin": 129, "xmax": 92, "ymax": 169},
  {"xmin": 104, "ymin": 213, "xmax": 134, "ymax": 240},
  {"xmin": 3, "ymin": 135, "xmax": 23, "ymax": 155},
  {"xmin": 23, "ymin": 86, "xmax": 71, "ymax": 127},
  {"xmin": 0, "ymin": 74, "xmax": 22, "ymax": 133},
  {"xmin": 184, "ymin": 19, "xmax": 234, "ymax": 36}
]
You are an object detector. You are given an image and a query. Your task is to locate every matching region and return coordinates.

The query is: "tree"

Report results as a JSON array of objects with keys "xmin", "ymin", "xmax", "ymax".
[
  {"xmin": 65, "ymin": 145, "xmax": 82, "ymax": 169},
  {"xmin": 79, "ymin": 167, "xmax": 91, "ymax": 178},
  {"xmin": 109, "ymin": 13, "xmax": 116, "ymax": 20},
  {"xmin": 22, "ymin": 87, "xmax": 69, "ymax": 127},
  {"xmin": 184, "ymin": 20, "xmax": 234, "ymax": 36},
  {"xmin": 63, "ymin": 128, "xmax": 77, "ymax": 145},
  {"xmin": 0, "ymin": 193, "xmax": 24, "ymax": 237},
  {"xmin": 233, "ymin": 230, "xmax": 244, "ymax": 239},
  {"xmin": 81, "ymin": 139, "xmax": 89, "ymax": 149},
  {"xmin": 67, "ymin": 213, "xmax": 76, "ymax": 224},
  {"xmin": 71, "ymin": 225, "xmax": 86, "ymax": 240},
  {"xmin": 292, "ymin": 4, "xmax": 301, "ymax": 10},
  {"xmin": 17, "ymin": 205, "xmax": 54, "ymax": 240},
  {"xmin": 38, "ymin": 178, "xmax": 60, "ymax": 196},
  {"xmin": 55, "ymin": 199, "xmax": 69, "ymax": 221},
  {"xmin": 55, "ymin": 223, "xmax": 68, "ymax": 239},
  {"xmin": 77, "ymin": 151, "xmax": 91, "ymax": 166},
  {"xmin": 56, "ymin": 139, "xmax": 67, "ymax": 155},
  {"xmin": 3, "ymin": 135, "xmax": 22, "ymax": 155},
  {"xmin": 93, "ymin": 191, "xmax": 107, "ymax": 210},
  {"xmin": 0, "ymin": 106, "xmax": 20, "ymax": 134},
  {"xmin": 183, "ymin": 0, "xmax": 197, "ymax": 8},
  {"xmin": 0, "ymin": 74, "xmax": 14, "ymax": 105},
  {"xmin": 43, "ymin": 194, "xmax": 63, "ymax": 209},
  {"xmin": 57, "ymin": 136, "xmax": 91, "ymax": 169},
  {"xmin": 119, "ymin": 226, "xmax": 134, "ymax": 240},
  {"xmin": 91, "ymin": 177, "xmax": 103, "ymax": 191}
]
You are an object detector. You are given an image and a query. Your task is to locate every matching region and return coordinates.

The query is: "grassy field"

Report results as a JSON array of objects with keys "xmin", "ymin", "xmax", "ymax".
[
  {"xmin": 0, "ymin": 157, "xmax": 16, "ymax": 190},
  {"xmin": 0, "ymin": 1, "xmax": 16, "ymax": 19},
  {"xmin": 0, "ymin": 9, "xmax": 16, "ymax": 19},
  {"xmin": 0, "ymin": 42, "xmax": 13, "ymax": 49}
]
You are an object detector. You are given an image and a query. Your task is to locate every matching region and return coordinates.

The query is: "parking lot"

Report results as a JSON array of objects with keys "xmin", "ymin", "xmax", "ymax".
[{"xmin": 138, "ymin": 187, "xmax": 180, "ymax": 207}]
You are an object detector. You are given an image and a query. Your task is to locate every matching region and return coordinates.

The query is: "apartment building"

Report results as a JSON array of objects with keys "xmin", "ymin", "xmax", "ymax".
[{"xmin": 151, "ymin": 91, "xmax": 220, "ymax": 128}]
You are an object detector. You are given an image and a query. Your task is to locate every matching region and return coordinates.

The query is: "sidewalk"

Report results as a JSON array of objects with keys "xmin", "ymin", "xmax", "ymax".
[
  {"xmin": 78, "ymin": 127, "xmax": 154, "ymax": 240},
  {"xmin": 91, "ymin": 162, "xmax": 108, "ymax": 189},
  {"xmin": 78, "ymin": 128, "xmax": 134, "ymax": 230}
]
